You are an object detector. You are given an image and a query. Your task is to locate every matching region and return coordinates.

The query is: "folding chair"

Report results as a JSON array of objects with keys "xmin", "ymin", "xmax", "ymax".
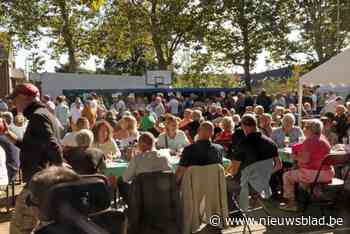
[{"xmin": 303, "ymin": 153, "xmax": 350, "ymax": 216}]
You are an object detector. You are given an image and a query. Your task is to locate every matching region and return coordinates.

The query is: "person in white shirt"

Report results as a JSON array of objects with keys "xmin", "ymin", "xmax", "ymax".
[
  {"xmin": 111, "ymin": 96, "xmax": 126, "ymax": 114},
  {"xmin": 0, "ymin": 146, "xmax": 8, "ymax": 186},
  {"xmin": 62, "ymin": 117, "xmax": 90, "ymax": 147},
  {"xmin": 70, "ymin": 97, "xmax": 83, "ymax": 131},
  {"xmin": 55, "ymin": 96, "xmax": 70, "ymax": 130},
  {"xmin": 89, "ymin": 93, "xmax": 99, "ymax": 113},
  {"xmin": 168, "ymin": 95, "xmax": 179, "ymax": 116},
  {"xmin": 153, "ymin": 96, "xmax": 165, "ymax": 118},
  {"xmin": 157, "ymin": 115, "xmax": 190, "ymax": 153}
]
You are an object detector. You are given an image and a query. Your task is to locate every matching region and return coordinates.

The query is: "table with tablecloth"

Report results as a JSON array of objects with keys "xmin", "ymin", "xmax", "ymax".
[{"xmin": 104, "ymin": 156, "xmax": 231, "ymax": 177}]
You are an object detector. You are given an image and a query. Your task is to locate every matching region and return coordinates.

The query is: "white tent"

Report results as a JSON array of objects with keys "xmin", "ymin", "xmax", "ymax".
[
  {"xmin": 298, "ymin": 47, "xmax": 350, "ymax": 125},
  {"xmin": 300, "ymin": 47, "xmax": 350, "ymax": 86}
]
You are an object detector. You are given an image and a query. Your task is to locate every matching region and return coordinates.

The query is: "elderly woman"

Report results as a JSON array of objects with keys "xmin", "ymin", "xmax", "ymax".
[
  {"xmin": 281, "ymin": 119, "xmax": 334, "ymax": 211},
  {"xmin": 271, "ymin": 113, "xmax": 304, "ymax": 148},
  {"xmin": 92, "ymin": 120, "xmax": 120, "ymax": 158},
  {"xmin": 259, "ymin": 113, "xmax": 273, "ymax": 137},
  {"xmin": 215, "ymin": 116, "xmax": 234, "ymax": 142},
  {"xmin": 157, "ymin": 115, "xmax": 190, "ymax": 153}
]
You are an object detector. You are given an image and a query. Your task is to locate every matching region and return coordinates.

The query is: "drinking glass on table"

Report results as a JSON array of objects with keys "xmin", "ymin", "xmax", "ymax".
[{"xmin": 283, "ymin": 136, "xmax": 290, "ymax": 148}]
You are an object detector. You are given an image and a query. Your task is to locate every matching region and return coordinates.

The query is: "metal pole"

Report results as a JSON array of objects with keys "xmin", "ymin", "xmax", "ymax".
[
  {"xmin": 336, "ymin": 0, "xmax": 340, "ymax": 53},
  {"xmin": 298, "ymin": 79, "xmax": 303, "ymax": 127}
]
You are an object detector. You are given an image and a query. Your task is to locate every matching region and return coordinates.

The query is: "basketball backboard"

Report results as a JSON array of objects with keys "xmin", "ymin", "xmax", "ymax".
[{"xmin": 146, "ymin": 70, "xmax": 172, "ymax": 86}]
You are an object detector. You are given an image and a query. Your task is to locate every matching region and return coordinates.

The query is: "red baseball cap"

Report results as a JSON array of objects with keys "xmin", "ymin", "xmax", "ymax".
[{"xmin": 6, "ymin": 83, "xmax": 40, "ymax": 99}]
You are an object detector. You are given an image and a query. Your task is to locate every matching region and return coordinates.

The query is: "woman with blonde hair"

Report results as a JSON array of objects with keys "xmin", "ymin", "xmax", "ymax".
[
  {"xmin": 117, "ymin": 115, "xmax": 140, "ymax": 148},
  {"xmin": 157, "ymin": 114, "xmax": 189, "ymax": 153}
]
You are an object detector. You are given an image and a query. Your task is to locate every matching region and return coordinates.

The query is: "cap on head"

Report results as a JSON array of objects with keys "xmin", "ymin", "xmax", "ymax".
[{"xmin": 7, "ymin": 83, "xmax": 40, "ymax": 100}]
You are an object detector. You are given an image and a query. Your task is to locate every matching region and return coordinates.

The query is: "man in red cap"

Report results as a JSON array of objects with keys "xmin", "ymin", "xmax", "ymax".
[{"xmin": 1, "ymin": 83, "xmax": 63, "ymax": 234}]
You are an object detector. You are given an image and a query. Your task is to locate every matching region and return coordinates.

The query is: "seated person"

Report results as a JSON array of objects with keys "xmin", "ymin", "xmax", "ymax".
[
  {"xmin": 321, "ymin": 115, "xmax": 338, "ymax": 146},
  {"xmin": 156, "ymin": 115, "xmax": 189, "ymax": 154},
  {"xmin": 259, "ymin": 113, "xmax": 273, "ymax": 137},
  {"xmin": 27, "ymin": 166, "xmax": 80, "ymax": 232},
  {"xmin": 118, "ymin": 132, "xmax": 171, "ymax": 201},
  {"xmin": 62, "ymin": 117, "xmax": 90, "ymax": 148},
  {"xmin": 227, "ymin": 114, "xmax": 281, "ymax": 211},
  {"xmin": 271, "ymin": 113, "xmax": 304, "ymax": 148},
  {"xmin": 281, "ymin": 119, "xmax": 334, "ymax": 211},
  {"xmin": 92, "ymin": 120, "xmax": 120, "ymax": 158},
  {"xmin": 116, "ymin": 115, "xmax": 140, "ymax": 148},
  {"xmin": 183, "ymin": 110, "xmax": 202, "ymax": 143},
  {"xmin": 175, "ymin": 121, "xmax": 225, "ymax": 184},
  {"xmin": 214, "ymin": 117, "xmax": 234, "ymax": 152},
  {"xmin": 179, "ymin": 109, "xmax": 193, "ymax": 130},
  {"xmin": 64, "ymin": 129, "xmax": 106, "ymax": 175}
]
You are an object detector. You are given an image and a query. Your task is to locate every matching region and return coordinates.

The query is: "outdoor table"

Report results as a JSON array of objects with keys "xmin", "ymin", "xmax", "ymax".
[
  {"xmin": 103, "ymin": 156, "xmax": 231, "ymax": 177},
  {"xmin": 278, "ymin": 147, "xmax": 294, "ymax": 164}
]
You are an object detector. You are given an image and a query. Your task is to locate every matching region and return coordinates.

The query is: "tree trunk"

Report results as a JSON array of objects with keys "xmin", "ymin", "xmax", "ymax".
[
  {"xmin": 242, "ymin": 21, "xmax": 251, "ymax": 91},
  {"xmin": 58, "ymin": 0, "xmax": 78, "ymax": 73},
  {"xmin": 149, "ymin": 0, "xmax": 167, "ymax": 70}
]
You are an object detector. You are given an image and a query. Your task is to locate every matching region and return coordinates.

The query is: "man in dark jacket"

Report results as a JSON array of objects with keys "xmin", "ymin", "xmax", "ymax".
[
  {"xmin": 1, "ymin": 83, "xmax": 63, "ymax": 234},
  {"xmin": 256, "ymin": 90, "xmax": 272, "ymax": 113}
]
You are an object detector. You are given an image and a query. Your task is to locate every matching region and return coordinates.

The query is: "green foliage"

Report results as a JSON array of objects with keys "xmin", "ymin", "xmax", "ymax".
[
  {"xmin": 173, "ymin": 73, "xmax": 239, "ymax": 88},
  {"xmin": 261, "ymin": 65, "xmax": 311, "ymax": 94},
  {"xmin": 287, "ymin": 0, "xmax": 350, "ymax": 64},
  {"xmin": 2, "ymin": 0, "xmax": 106, "ymax": 72},
  {"xmin": 203, "ymin": 0, "xmax": 293, "ymax": 90}
]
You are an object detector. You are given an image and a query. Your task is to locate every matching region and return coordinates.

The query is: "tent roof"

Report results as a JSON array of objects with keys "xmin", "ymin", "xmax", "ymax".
[{"xmin": 301, "ymin": 47, "xmax": 350, "ymax": 86}]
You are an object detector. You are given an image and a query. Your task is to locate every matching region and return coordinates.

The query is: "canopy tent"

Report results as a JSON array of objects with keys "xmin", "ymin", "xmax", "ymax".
[
  {"xmin": 300, "ymin": 47, "xmax": 350, "ymax": 86},
  {"xmin": 297, "ymin": 47, "xmax": 350, "ymax": 125}
]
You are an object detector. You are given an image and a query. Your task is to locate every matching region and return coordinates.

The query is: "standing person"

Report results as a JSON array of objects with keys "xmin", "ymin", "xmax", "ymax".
[
  {"xmin": 153, "ymin": 96, "xmax": 165, "ymax": 118},
  {"xmin": 55, "ymin": 96, "xmax": 70, "ymax": 132},
  {"xmin": 42, "ymin": 95, "xmax": 55, "ymax": 114},
  {"xmin": 0, "ymin": 98, "xmax": 8, "ymax": 112},
  {"xmin": 81, "ymin": 100, "xmax": 97, "ymax": 128},
  {"xmin": 256, "ymin": 90, "xmax": 272, "ymax": 113},
  {"xmin": 168, "ymin": 95, "xmax": 179, "ymax": 116},
  {"xmin": 1, "ymin": 83, "xmax": 63, "ymax": 234},
  {"xmin": 70, "ymin": 97, "xmax": 83, "ymax": 132}
]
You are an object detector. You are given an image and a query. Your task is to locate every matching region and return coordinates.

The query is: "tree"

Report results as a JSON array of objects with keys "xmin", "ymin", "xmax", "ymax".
[
  {"xmin": 2, "ymin": 0, "xmax": 106, "ymax": 72},
  {"xmin": 292, "ymin": 0, "xmax": 350, "ymax": 65},
  {"xmin": 93, "ymin": 0, "xmax": 211, "ymax": 71},
  {"xmin": 205, "ymin": 0, "xmax": 292, "ymax": 91}
]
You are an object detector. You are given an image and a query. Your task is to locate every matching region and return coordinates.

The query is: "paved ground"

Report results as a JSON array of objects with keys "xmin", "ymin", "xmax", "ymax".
[{"xmin": 2, "ymin": 188, "xmax": 350, "ymax": 233}]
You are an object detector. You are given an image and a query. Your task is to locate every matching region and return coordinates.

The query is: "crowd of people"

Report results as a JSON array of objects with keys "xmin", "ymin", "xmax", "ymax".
[{"xmin": 1, "ymin": 83, "xmax": 350, "ymax": 233}]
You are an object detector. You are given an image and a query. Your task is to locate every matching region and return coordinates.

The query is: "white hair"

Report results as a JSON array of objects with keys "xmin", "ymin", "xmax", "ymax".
[
  {"xmin": 76, "ymin": 129, "xmax": 94, "ymax": 147},
  {"xmin": 282, "ymin": 113, "xmax": 296, "ymax": 126}
]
